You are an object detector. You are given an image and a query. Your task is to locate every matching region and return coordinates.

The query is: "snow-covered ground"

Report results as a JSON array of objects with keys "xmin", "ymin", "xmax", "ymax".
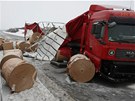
[
  {"xmin": 3, "ymin": 29, "xmax": 24, "ymax": 37},
  {"xmin": 1, "ymin": 28, "xmax": 135, "ymax": 101},
  {"xmin": 1, "ymin": 77, "xmax": 59, "ymax": 101}
]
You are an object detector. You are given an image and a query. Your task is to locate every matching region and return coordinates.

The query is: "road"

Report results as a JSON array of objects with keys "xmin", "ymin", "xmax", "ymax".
[{"xmin": 0, "ymin": 30, "xmax": 135, "ymax": 101}]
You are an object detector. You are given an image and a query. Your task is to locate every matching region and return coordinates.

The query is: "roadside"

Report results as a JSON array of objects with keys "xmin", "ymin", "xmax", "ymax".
[{"xmin": 0, "ymin": 30, "xmax": 135, "ymax": 101}]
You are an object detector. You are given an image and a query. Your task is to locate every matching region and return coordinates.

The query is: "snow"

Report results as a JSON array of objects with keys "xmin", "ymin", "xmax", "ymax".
[
  {"xmin": 2, "ymin": 77, "xmax": 59, "ymax": 101},
  {"xmin": 3, "ymin": 29, "xmax": 25, "ymax": 37}
]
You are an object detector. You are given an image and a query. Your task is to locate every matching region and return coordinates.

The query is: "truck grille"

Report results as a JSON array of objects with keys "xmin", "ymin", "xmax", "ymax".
[{"xmin": 116, "ymin": 49, "xmax": 135, "ymax": 59}]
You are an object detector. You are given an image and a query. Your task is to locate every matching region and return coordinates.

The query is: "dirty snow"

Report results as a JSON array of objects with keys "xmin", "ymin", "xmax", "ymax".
[{"xmin": 2, "ymin": 77, "xmax": 59, "ymax": 101}]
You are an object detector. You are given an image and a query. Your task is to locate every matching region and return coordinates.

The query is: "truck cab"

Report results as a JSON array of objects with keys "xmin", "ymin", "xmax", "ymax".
[{"xmin": 86, "ymin": 5, "xmax": 135, "ymax": 81}]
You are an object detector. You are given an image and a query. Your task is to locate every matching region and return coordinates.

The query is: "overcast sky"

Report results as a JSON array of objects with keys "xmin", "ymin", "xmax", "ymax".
[{"xmin": 0, "ymin": 0, "xmax": 135, "ymax": 29}]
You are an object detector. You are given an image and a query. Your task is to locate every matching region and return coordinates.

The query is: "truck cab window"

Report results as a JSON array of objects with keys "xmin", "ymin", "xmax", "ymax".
[
  {"xmin": 101, "ymin": 26, "xmax": 105, "ymax": 38},
  {"xmin": 108, "ymin": 24, "xmax": 135, "ymax": 43},
  {"xmin": 92, "ymin": 22, "xmax": 105, "ymax": 39}
]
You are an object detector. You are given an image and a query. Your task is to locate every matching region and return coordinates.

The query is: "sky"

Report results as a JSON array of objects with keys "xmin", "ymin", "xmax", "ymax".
[{"xmin": 0, "ymin": 0, "xmax": 135, "ymax": 29}]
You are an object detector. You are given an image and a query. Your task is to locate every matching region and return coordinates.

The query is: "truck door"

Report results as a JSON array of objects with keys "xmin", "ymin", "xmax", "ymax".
[{"xmin": 89, "ymin": 21, "xmax": 106, "ymax": 58}]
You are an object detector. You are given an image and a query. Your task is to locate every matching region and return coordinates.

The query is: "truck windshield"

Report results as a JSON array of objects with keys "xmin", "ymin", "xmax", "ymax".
[{"xmin": 108, "ymin": 24, "xmax": 135, "ymax": 43}]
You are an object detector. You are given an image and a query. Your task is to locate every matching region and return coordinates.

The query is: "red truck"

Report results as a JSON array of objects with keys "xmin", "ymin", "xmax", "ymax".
[{"xmin": 55, "ymin": 4, "xmax": 135, "ymax": 82}]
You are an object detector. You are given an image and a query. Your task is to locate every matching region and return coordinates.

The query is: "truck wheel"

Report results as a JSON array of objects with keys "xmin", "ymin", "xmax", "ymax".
[{"xmin": 67, "ymin": 54, "xmax": 95, "ymax": 83}]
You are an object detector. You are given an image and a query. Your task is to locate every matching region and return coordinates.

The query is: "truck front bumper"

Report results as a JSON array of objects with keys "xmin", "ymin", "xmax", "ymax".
[{"xmin": 100, "ymin": 60, "xmax": 135, "ymax": 82}]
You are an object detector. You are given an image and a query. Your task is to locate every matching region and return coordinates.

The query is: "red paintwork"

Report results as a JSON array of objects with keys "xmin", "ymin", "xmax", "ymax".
[
  {"xmin": 24, "ymin": 22, "xmax": 45, "ymax": 35},
  {"xmin": 60, "ymin": 5, "xmax": 135, "ymax": 72}
]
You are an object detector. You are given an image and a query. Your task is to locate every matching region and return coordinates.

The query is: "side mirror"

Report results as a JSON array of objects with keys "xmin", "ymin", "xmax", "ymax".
[
  {"xmin": 108, "ymin": 22, "xmax": 116, "ymax": 28},
  {"xmin": 92, "ymin": 22, "xmax": 102, "ymax": 38}
]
